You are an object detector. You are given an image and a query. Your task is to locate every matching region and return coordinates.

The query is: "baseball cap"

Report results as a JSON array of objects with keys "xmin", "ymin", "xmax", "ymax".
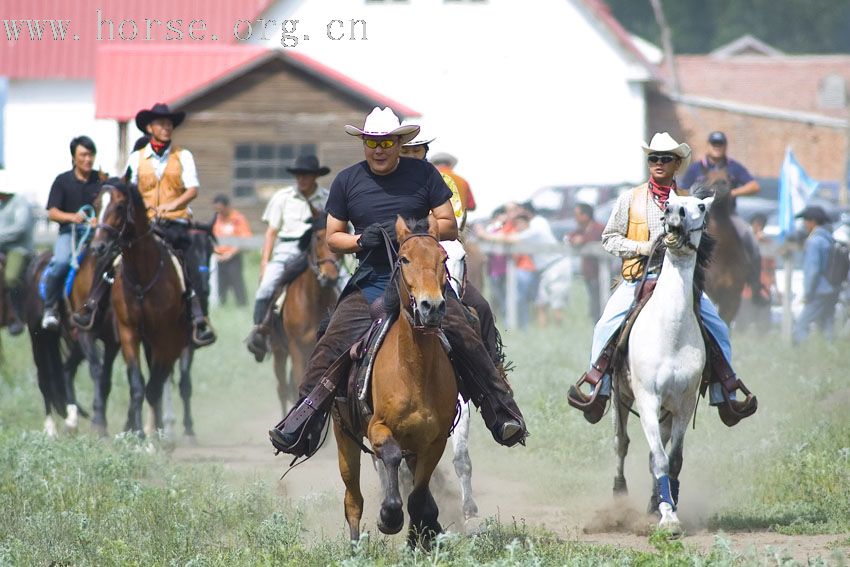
[{"xmin": 708, "ymin": 131, "xmax": 727, "ymax": 145}]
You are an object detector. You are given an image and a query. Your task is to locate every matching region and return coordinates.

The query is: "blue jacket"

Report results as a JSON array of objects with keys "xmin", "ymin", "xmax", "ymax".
[{"xmin": 802, "ymin": 225, "xmax": 835, "ymax": 300}]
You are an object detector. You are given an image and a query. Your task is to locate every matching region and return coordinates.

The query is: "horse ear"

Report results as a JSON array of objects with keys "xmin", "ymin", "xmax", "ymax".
[
  {"xmin": 395, "ymin": 215, "xmax": 410, "ymax": 241},
  {"xmin": 426, "ymin": 214, "xmax": 439, "ymax": 239},
  {"xmin": 700, "ymin": 196, "xmax": 715, "ymax": 210}
]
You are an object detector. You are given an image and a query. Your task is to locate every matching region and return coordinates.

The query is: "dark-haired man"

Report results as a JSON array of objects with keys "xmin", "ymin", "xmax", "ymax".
[
  {"xmin": 73, "ymin": 103, "xmax": 215, "ymax": 346},
  {"xmin": 680, "ymin": 131, "xmax": 767, "ymax": 304},
  {"xmin": 569, "ymin": 203, "xmax": 605, "ymax": 320},
  {"xmin": 269, "ymin": 107, "xmax": 527, "ymax": 458},
  {"xmin": 42, "ymin": 136, "xmax": 103, "ymax": 329},
  {"xmin": 212, "ymin": 194, "xmax": 252, "ymax": 307}
]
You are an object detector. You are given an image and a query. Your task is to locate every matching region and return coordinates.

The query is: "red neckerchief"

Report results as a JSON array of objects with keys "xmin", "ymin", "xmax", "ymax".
[
  {"xmin": 648, "ymin": 178, "xmax": 676, "ymax": 210},
  {"xmin": 149, "ymin": 139, "xmax": 169, "ymax": 156}
]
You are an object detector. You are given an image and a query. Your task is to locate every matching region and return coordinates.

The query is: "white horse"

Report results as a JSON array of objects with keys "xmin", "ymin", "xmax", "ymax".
[{"xmin": 611, "ymin": 192, "xmax": 713, "ymax": 534}]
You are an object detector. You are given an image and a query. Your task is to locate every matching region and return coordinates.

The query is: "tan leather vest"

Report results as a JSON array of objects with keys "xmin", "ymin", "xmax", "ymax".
[
  {"xmin": 621, "ymin": 183, "xmax": 650, "ymax": 280},
  {"xmin": 137, "ymin": 147, "xmax": 190, "ymax": 220}
]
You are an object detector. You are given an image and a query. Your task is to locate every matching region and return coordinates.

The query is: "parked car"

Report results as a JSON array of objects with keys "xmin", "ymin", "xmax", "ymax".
[{"xmin": 528, "ymin": 184, "xmax": 632, "ymax": 239}]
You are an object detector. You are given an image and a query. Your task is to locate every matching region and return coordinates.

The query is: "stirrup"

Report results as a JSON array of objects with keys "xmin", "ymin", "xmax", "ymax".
[
  {"xmin": 567, "ymin": 377, "xmax": 608, "ymax": 424},
  {"xmin": 71, "ymin": 304, "xmax": 97, "ymax": 331},
  {"xmin": 246, "ymin": 327, "xmax": 269, "ymax": 362},
  {"xmin": 717, "ymin": 380, "xmax": 757, "ymax": 427},
  {"xmin": 192, "ymin": 318, "xmax": 216, "ymax": 347}
]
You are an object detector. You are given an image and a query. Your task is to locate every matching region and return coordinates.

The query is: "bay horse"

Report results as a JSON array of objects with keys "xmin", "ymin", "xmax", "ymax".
[
  {"xmin": 335, "ymin": 216, "xmax": 458, "ymax": 548},
  {"xmin": 269, "ymin": 213, "xmax": 339, "ymax": 412},
  {"xmin": 90, "ymin": 181, "xmax": 188, "ymax": 436},
  {"xmin": 701, "ymin": 173, "xmax": 752, "ymax": 324},
  {"xmin": 611, "ymin": 193, "xmax": 714, "ymax": 535}
]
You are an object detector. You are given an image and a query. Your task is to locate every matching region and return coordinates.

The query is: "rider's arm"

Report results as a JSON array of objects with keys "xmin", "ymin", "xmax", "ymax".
[
  {"xmin": 431, "ymin": 200, "xmax": 458, "ymax": 241},
  {"xmin": 601, "ymin": 191, "xmax": 651, "ymax": 258},
  {"xmin": 327, "ymin": 214, "xmax": 360, "ymax": 254},
  {"xmin": 729, "ymin": 161, "xmax": 759, "ymax": 198},
  {"xmin": 731, "ymin": 179, "xmax": 759, "ymax": 198},
  {"xmin": 48, "ymin": 207, "xmax": 85, "ymax": 225},
  {"xmin": 259, "ymin": 226, "xmax": 277, "ymax": 273},
  {"xmin": 157, "ymin": 186, "xmax": 197, "ymax": 214}
]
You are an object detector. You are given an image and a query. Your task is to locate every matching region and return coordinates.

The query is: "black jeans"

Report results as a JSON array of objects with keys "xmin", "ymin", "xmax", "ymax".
[{"xmin": 217, "ymin": 253, "xmax": 247, "ymax": 306}]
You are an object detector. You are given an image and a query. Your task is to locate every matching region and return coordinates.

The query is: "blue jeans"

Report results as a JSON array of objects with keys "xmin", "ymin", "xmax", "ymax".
[
  {"xmin": 515, "ymin": 269, "xmax": 536, "ymax": 329},
  {"xmin": 793, "ymin": 293, "xmax": 839, "ymax": 343},
  {"xmin": 590, "ymin": 278, "xmax": 731, "ymax": 404},
  {"xmin": 44, "ymin": 231, "xmax": 74, "ymax": 306}
]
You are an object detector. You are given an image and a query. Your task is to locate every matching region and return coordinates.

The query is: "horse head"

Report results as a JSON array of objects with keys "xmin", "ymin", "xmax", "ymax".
[
  {"xmin": 307, "ymin": 212, "xmax": 339, "ymax": 288},
  {"xmin": 395, "ymin": 215, "xmax": 448, "ymax": 328},
  {"xmin": 91, "ymin": 179, "xmax": 144, "ymax": 257},
  {"xmin": 663, "ymin": 193, "xmax": 714, "ymax": 254}
]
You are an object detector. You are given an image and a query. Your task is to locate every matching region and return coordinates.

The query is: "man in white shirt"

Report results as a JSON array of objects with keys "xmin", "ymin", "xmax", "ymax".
[{"xmin": 246, "ymin": 155, "xmax": 330, "ymax": 361}]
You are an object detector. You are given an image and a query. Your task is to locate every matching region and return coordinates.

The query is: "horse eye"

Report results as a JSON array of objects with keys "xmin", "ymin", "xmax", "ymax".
[
  {"xmin": 698, "ymin": 204, "xmax": 706, "ymax": 212},
  {"xmin": 400, "ymin": 256, "xmax": 411, "ymax": 265}
]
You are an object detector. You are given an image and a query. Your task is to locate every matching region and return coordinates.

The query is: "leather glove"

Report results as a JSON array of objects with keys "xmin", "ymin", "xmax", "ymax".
[
  {"xmin": 378, "ymin": 219, "xmax": 398, "ymax": 243},
  {"xmin": 357, "ymin": 223, "xmax": 385, "ymax": 250}
]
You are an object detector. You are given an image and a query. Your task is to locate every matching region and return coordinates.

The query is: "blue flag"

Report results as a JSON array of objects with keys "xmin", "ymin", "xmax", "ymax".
[{"xmin": 778, "ymin": 147, "xmax": 818, "ymax": 242}]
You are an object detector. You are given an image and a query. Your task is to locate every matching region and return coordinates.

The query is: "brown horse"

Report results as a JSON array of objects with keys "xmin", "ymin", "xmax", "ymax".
[
  {"xmin": 700, "ymin": 174, "xmax": 752, "ymax": 324},
  {"xmin": 90, "ymin": 182, "xmax": 188, "ymax": 435},
  {"xmin": 335, "ymin": 215, "xmax": 458, "ymax": 548},
  {"xmin": 270, "ymin": 214, "xmax": 339, "ymax": 412}
]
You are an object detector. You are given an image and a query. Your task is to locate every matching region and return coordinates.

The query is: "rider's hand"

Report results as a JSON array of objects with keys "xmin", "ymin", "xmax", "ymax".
[
  {"xmin": 70, "ymin": 212, "xmax": 86, "ymax": 224},
  {"xmin": 378, "ymin": 219, "xmax": 398, "ymax": 243},
  {"xmin": 357, "ymin": 223, "xmax": 385, "ymax": 250},
  {"xmin": 636, "ymin": 241, "xmax": 653, "ymax": 257},
  {"xmin": 156, "ymin": 202, "xmax": 177, "ymax": 215}
]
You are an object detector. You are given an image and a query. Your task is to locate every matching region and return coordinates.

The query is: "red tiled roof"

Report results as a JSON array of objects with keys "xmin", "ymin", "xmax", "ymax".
[
  {"xmin": 95, "ymin": 46, "xmax": 420, "ymax": 122},
  {"xmin": 676, "ymin": 55, "xmax": 850, "ymax": 118},
  {"xmin": 0, "ymin": 0, "xmax": 272, "ymax": 79}
]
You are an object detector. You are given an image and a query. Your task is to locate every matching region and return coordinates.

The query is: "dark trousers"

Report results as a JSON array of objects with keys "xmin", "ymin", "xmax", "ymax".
[
  {"xmin": 462, "ymin": 283, "xmax": 501, "ymax": 366},
  {"xmin": 217, "ymin": 254, "xmax": 247, "ymax": 306},
  {"xmin": 297, "ymin": 288, "xmax": 522, "ymax": 432},
  {"xmin": 793, "ymin": 293, "xmax": 839, "ymax": 343},
  {"xmin": 585, "ymin": 278, "xmax": 601, "ymax": 321}
]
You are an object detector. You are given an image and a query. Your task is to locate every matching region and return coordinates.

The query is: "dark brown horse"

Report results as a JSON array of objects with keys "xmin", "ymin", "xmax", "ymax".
[
  {"xmin": 335, "ymin": 216, "xmax": 457, "ymax": 549},
  {"xmin": 90, "ymin": 182, "xmax": 188, "ymax": 435},
  {"xmin": 270, "ymin": 213, "xmax": 339, "ymax": 413},
  {"xmin": 700, "ymin": 174, "xmax": 752, "ymax": 324}
]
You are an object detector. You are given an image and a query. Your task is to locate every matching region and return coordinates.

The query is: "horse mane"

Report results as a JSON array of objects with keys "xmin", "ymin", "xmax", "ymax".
[
  {"xmin": 381, "ymin": 217, "xmax": 431, "ymax": 313},
  {"xmin": 689, "ymin": 184, "xmax": 717, "ymax": 293},
  {"xmin": 104, "ymin": 177, "xmax": 146, "ymax": 219},
  {"xmin": 297, "ymin": 212, "xmax": 329, "ymax": 252}
]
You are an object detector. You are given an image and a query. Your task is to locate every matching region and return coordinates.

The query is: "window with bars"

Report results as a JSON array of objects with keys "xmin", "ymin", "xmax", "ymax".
[{"xmin": 232, "ymin": 142, "xmax": 317, "ymax": 199}]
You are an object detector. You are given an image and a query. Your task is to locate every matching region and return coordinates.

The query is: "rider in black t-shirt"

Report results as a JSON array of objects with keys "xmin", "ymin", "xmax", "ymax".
[
  {"xmin": 269, "ymin": 108, "xmax": 527, "ymax": 457},
  {"xmin": 41, "ymin": 136, "xmax": 103, "ymax": 329}
]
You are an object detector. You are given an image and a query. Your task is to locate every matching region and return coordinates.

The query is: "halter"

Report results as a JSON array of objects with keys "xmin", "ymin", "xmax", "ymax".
[
  {"xmin": 661, "ymin": 209, "xmax": 707, "ymax": 253},
  {"xmin": 393, "ymin": 232, "xmax": 449, "ymax": 332},
  {"xmin": 307, "ymin": 228, "xmax": 341, "ymax": 283}
]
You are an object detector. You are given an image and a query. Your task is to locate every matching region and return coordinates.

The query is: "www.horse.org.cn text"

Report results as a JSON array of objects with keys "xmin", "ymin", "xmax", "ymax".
[{"xmin": 1, "ymin": 11, "xmax": 369, "ymax": 47}]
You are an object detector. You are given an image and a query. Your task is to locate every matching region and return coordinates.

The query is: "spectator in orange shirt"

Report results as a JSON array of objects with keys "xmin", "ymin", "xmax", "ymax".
[
  {"xmin": 431, "ymin": 153, "xmax": 476, "ymax": 226},
  {"xmin": 212, "ymin": 194, "xmax": 252, "ymax": 306}
]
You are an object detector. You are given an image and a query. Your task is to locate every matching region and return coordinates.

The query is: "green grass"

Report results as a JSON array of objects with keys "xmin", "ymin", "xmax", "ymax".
[{"xmin": 0, "ymin": 270, "xmax": 849, "ymax": 564}]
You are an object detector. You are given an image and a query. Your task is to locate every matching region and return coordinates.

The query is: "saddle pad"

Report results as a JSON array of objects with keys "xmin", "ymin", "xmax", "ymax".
[{"xmin": 273, "ymin": 286, "xmax": 288, "ymax": 314}]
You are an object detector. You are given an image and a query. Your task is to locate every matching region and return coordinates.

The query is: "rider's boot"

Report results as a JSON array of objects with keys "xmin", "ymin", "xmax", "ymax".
[
  {"xmin": 269, "ymin": 292, "xmax": 373, "ymax": 457},
  {"xmin": 443, "ymin": 296, "xmax": 527, "ymax": 447},
  {"xmin": 41, "ymin": 303, "xmax": 60, "ymax": 331},
  {"xmin": 6, "ymin": 286, "xmax": 25, "ymax": 336},
  {"xmin": 567, "ymin": 336, "xmax": 617, "ymax": 424},
  {"xmin": 707, "ymin": 335, "xmax": 757, "ymax": 426},
  {"xmin": 188, "ymin": 292, "xmax": 216, "ymax": 347},
  {"xmin": 246, "ymin": 297, "xmax": 274, "ymax": 362},
  {"xmin": 71, "ymin": 273, "xmax": 111, "ymax": 331}
]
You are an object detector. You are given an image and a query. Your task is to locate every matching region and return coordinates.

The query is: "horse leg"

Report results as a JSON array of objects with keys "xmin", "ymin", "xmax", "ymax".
[
  {"xmin": 145, "ymin": 363, "xmax": 171, "ymax": 436},
  {"xmin": 370, "ymin": 423, "xmax": 405, "ymax": 536},
  {"xmin": 62, "ymin": 341, "xmax": 87, "ymax": 433},
  {"xmin": 270, "ymin": 337, "xmax": 290, "ymax": 415},
  {"xmin": 613, "ymin": 390, "xmax": 632, "ymax": 497},
  {"xmin": 451, "ymin": 399, "xmax": 478, "ymax": 520},
  {"xmin": 406, "ymin": 440, "xmax": 446, "ymax": 549},
  {"xmin": 178, "ymin": 346, "xmax": 196, "ymax": 440},
  {"xmin": 33, "ymin": 334, "xmax": 59, "ymax": 437},
  {"xmin": 91, "ymin": 339, "xmax": 118, "ymax": 437},
  {"xmin": 332, "ymin": 419, "xmax": 364, "ymax": 543},
  {"xmin": 666, "ymin": 413, "xmax": 689, "ymax": 517},
  {"xmin": 635, "ymin": 396, "xmax": 679, "ymax": 532}
]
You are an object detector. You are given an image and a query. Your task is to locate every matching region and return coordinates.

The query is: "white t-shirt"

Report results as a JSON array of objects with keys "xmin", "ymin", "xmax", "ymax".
[{"xmin": 262, "ymin": 185, "xmax": 329, "ymax": 239}]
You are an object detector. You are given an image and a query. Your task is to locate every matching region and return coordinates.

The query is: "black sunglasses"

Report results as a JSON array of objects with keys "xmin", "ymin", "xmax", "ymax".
[{"xmin": 647, "ymin": 154, "xmax": 678, "ymax": 164}]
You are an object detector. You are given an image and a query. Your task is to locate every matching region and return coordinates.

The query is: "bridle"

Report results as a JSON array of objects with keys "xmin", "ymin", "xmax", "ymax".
[
  {"xmin": 661, "ymin": 207, "xmax": 707, "ymax": 253},
  {"xmin": 393, "ymin": 233, "xmax": 449, "ymax": 332},
  {"xmin": 307, "ymin": 227, "xmax": 341, "ymax": 284}
]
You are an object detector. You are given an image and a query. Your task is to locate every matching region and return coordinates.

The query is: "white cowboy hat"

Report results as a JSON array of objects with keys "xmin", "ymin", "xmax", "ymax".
[
  {"xmin": 401, "ymin": 119, "xmax": 436, "ymax": 147},
  {"xmin": 344, "ymin": 107, "xmax": 420, "ymax": 145},
  {"xmin": 641, "ymin": 132, "xmax": 692, "ymax": 175},
  {"xmin": 430, "ymin": 152, "xmax": 458, "ymax": 168}
]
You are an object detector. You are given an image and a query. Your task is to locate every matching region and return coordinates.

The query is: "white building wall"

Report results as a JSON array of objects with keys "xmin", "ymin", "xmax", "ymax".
[
  {"xmin": 254, "ymin": 0, "xmax": 652, "ymax": 215},
  {"xmin": 2, "ymin": 80, "xmax": 119, "ymax": 208}
]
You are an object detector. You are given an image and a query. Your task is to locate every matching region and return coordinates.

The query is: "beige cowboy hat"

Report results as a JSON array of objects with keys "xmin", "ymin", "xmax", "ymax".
[
  {"xmin": 641, "ymin": 132, "xmax": 692, "ymax": 175},
  {"xmin": 430, "ymin": 152, "xmax": 458, "ymax": 168},
  {"xmin": 345, "ymin": 107, "xmax": 420, "ymax": 145}
]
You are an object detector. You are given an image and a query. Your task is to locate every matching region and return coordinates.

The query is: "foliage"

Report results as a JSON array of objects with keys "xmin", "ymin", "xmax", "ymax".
[{"xmin": 606, "ymin": 0, "xmax": 850, "ymax": 54}]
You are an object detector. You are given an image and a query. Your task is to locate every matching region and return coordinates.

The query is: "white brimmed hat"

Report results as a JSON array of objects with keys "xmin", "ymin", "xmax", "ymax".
[
  {"xmin": 641, "ymin": 132, "xmax": 692, "ymax": 175},
  {"xmin": 344, "ymin": 107, "xmax": 420, "ymax": 145},
  {"xmin": 401, "ymin": 120, "xmax": 436, "ymax": 147}
]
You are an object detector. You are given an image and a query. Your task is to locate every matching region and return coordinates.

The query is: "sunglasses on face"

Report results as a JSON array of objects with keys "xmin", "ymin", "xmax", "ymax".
[
  {"xmin": 363, "ymin": 139, "xmax": 396, "ymax": 149},
  {"xmin": 647, "ymin": 154, "xmax": 677, "ymax": 164}
]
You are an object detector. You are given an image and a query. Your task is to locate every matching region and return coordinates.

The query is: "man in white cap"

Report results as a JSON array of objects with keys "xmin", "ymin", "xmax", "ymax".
[
  {"xmin": 0, "ymin": 185, "xmax": 34, "ymax": 335},
  {"xmin": 269, "ymin": 107, "xmax": 527, "ymax": 457},
  {"xmin": 567, "ymin": 133, "xmax": 758, "ymax": 427}
]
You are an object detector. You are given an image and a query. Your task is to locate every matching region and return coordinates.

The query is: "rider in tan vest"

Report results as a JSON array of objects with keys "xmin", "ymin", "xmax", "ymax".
[
  {"xmin": 567, "ymin": 133, "xmax": 757, "ymax": 426},
  {"xmin": 72, "ymin": 103, "xmax": 215, "ymax": 347}
]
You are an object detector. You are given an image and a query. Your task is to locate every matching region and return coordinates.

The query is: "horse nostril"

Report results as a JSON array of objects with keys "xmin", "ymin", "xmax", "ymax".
[
  {"xmin": 679, "ymin": 206, "xmax": 685, "ymax": 216},
  {"xmin": 435, "ymin": 299, "xmax": 446, "ymax": 315},
  {"xmin": 420, "ymin": 300, "xmax": 432, "ymax": 313}
]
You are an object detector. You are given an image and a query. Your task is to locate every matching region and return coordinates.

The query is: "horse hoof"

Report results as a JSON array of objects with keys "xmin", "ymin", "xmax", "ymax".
[
  {"xmin": 183, "ymin": 433, "xmax": 198, "ymax": 446},
  {"xmin": 377, "ymin": 506, "xmax": 404, "ymax": 535},
  {"xmin": 64, "ymin": 404, "xmax": 79, "ymax": 431},
  {"xmin": 463, "ymin": 501, "xmax": 479, "ymax": 521},
  {"xmin": 44, "ymin": 416, "xmax": 58, "ymax": 438},
  {"xmin": 92, "ymin": 422, "xmax": 108, "ymax": 438},
  {"xmin": 613, "ymin": 476, "xmax": 628, "ymax": 495}
]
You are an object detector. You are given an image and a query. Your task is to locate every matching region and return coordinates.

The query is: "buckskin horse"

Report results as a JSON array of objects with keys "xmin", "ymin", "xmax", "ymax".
[
  {"xmin": 90, "ymin": 181, "xmax": 189, "ymax": 436},
  {"xmin": 700, "ymin": 173, "xmax": 753, "ymax": 324},
  {"xmin": 611, "ymin": 193, "xmax": 714, "ymax": 535},
  {"xmin": 334, "ymin": 216, "xmax": 458, "ymax": 548},
  {"xmin": 269, "ymin": 213, "xmax": 339, "ymax": 412}
]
